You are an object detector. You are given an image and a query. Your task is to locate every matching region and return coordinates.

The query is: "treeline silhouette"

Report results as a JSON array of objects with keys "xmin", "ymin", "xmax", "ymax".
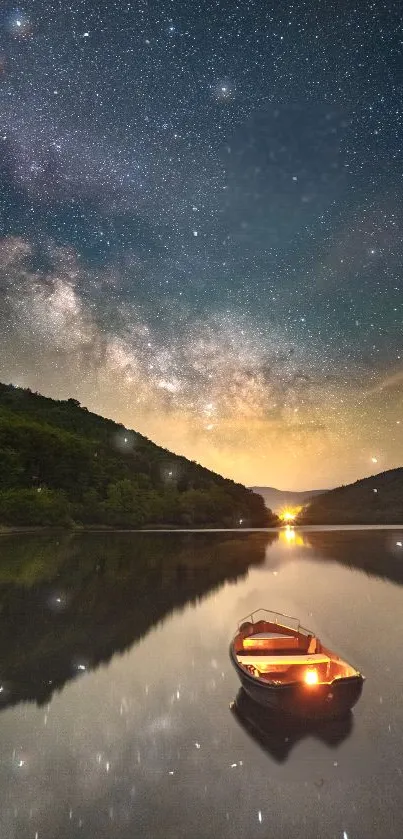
[
  {"xmin": 0, "ymin": 383, "xmax": 276, "ymax": 528},
  {"xmin": 298, "ymin": 468, "xmax": 403, "ymax": 524}
]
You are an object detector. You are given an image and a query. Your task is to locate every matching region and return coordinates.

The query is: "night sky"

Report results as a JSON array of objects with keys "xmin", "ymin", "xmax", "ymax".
[{"xmin": 0, "ymin": 0, "xmax": 402, "ymax": 489}]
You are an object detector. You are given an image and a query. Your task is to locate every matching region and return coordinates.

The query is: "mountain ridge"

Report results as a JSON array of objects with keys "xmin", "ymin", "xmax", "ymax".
[
  {"xmin": 250, "ymin": 486, "xmax": 328, "ymax": 513},
  {"xmin": 297, "ymin": 468, "xmax": 403, "ymax": 524}
]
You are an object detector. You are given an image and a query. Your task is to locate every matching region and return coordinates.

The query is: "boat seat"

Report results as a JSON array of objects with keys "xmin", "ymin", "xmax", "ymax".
[
  {"xmin": 243, "ymin": 632, "xmax": 300, "ymax": 652},
  {"xmin": 245, "ymin": 632, "xmax": 294, "ymax": 640},
  {"xmin": 237, "ymin": 653, "xmax": 330, "ymax": 674},
  {"xmin": 241, "ymin": 648, "xmax": 300, "ymax": 657}
]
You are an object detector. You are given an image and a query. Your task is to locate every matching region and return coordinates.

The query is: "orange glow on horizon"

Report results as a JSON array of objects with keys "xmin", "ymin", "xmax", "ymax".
[{"xmin": 279, "ymin": 506, "xmax": 302, "ymax": 523}]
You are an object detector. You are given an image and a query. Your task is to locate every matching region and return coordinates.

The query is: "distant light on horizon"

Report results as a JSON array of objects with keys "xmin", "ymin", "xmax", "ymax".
[{"xmin": 279, "ymin": 508, "xmax": 301, "ymax": 523}]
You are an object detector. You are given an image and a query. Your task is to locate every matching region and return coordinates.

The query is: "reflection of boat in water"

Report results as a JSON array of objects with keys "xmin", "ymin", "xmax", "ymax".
[
  {"xmin": 230, "ymin": 688, "xmax": 353, "ymax": 762},
  {"xmin": 229, "ymin": 609, "xmax": 364, "ymax": 719}
]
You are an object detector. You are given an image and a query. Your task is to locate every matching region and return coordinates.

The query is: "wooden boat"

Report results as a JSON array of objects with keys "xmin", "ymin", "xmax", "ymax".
[{"xmin": 229, "ymin": 609, "xmax": 364, "ymax": 719}]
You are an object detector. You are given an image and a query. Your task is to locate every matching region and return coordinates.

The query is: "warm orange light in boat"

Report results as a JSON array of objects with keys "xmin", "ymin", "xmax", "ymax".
[{"xmin": 304, "ymin": 668, "xmax": 319, "ymax": 685}]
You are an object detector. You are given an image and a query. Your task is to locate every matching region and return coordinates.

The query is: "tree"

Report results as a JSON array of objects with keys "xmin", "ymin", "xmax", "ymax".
[
  {"xmin": 0, "ymin": 488, "xmax": 71, "ymax": 526},
  {"xmin": 0, "ymin": 447, "xmax": 24, "ymax": 488},
  {"xmin": 103, "ymin": 480, "xmax": 146, "ymax": 527}
]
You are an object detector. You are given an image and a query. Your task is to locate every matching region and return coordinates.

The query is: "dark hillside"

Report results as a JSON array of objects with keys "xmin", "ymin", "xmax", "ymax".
[
  {"xmin": 0, "ymin": 383, "xmax": 276, "ymax": 528},
  {"xmin": 298, "ymin": 469, "xmax": 403, "ymax": 524}
]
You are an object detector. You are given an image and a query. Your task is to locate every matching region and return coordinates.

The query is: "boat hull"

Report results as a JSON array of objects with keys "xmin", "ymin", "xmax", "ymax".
[{"xmin": 229, "ymin": 645, "xmax": 364, "ymax": 719}]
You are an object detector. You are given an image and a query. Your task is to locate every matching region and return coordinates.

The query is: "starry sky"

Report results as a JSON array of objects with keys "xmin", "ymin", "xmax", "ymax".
[{"xmin": 0, "ymin": 0, "xmax": 402, "ymax": 490}]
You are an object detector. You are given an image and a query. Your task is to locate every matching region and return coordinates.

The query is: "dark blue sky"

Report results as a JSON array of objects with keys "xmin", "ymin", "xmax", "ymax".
[{"xmin": 0, "ymin": 0, "xmax": 402, "ymax": 488}]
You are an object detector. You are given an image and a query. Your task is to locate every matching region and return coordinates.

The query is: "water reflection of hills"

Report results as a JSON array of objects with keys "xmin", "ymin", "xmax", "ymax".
[
  {"xmin": 0, "ymin": 532, "xmax": 275, "ymax": 710},
  {"xmin": 298, "ymin": 529, "xmax": 403, "ymax": 586},
  {"xmin": 231, "ymin": 688, "xmax": 353, "ymax": 762}
]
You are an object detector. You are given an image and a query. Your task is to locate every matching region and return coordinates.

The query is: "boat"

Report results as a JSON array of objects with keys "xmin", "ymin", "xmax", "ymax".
[{"xmin": 229, "ymin": 609, "xmax": 364, "ymax": 719}]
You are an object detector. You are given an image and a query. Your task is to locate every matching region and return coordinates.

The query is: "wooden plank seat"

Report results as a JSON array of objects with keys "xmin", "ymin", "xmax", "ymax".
[
  {"xmin": 237, "ymin": 653, "xmax": 330, "ymax": 674},
  {"xmin": 243, "ymin": 632, "xmax": 301, "ymax": 652}
]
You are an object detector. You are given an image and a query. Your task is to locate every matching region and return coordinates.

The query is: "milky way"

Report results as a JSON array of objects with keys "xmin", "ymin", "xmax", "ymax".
[{"xmin": 0, "ymin": 1, "xmax": 402, "ymax": 488}]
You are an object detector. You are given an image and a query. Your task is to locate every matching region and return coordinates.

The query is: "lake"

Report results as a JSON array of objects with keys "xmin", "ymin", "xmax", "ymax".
[{"xmin": 0, "ymin": 527, "xmax": 402, "ymax": 839}]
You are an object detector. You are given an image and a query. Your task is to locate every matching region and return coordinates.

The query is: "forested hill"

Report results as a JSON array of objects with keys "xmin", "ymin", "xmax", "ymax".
[
  {"xmin": 297, "ymin": 468, "xmax": 403, "ymax": 524},
  {"xmin": 0, "ymin": 382, "xmax": 276, "ymax": 528}
]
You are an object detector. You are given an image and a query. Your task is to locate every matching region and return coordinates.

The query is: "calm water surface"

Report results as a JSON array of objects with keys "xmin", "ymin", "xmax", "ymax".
[{"xmin": 0, "ymin": 527, "xmax": 403, "ymax": 839}]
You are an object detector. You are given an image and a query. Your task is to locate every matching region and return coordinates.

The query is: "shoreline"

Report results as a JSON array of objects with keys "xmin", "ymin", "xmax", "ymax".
[{"xmin": 1, "ymin": 523, "xmax": 403, "ymax": 536}]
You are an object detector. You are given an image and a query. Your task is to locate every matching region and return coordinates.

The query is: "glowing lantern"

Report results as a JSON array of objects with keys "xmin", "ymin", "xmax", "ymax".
[{"xmin": 304, "ymin": 668, "xmax": 319, "ymax": 686}]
